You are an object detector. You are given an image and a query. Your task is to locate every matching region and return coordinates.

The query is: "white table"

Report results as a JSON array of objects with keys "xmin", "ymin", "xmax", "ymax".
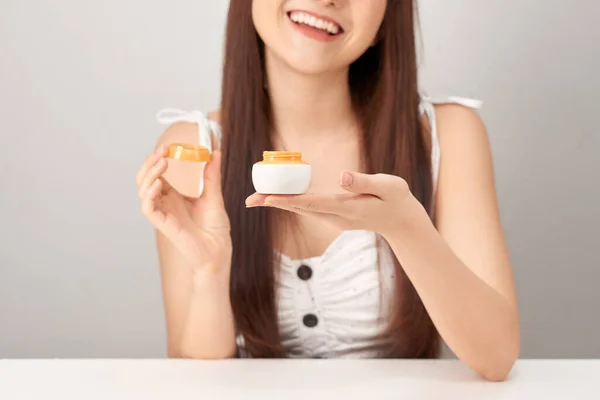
[{"xmin": 0, "ymin": 359, "xmax": 598, "ymax": 399}]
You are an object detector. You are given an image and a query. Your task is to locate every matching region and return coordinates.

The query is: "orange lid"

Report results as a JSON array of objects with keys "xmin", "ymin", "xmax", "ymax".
[
  {"xmin": 168, "ymin": 143, "xmax": 211, "ymax": 163},
  {"xmin": 260, "ymin": 151, "xmax": 307, "ymax": 164}
]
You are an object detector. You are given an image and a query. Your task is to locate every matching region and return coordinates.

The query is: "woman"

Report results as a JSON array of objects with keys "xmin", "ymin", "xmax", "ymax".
[{"xmin": 136, "ymin": 0, "xmax": 519, "ymax": 381}]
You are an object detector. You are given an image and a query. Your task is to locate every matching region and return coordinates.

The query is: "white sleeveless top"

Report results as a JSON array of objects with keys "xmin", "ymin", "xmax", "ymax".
[{"xmin": 157, "ymin": 96, "xmax": 482, "ymax": 358}]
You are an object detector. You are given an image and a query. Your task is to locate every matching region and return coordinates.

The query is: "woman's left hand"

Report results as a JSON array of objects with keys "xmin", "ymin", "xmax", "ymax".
[{"xmin": 246, "ymin": 171, "xmax": 427, "ymax": 239}]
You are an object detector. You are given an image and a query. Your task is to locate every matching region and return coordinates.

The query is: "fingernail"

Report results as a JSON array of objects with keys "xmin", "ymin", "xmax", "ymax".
[{"xmin": 340, "ymin": 172, "xmax": 353, "ymax": 186}]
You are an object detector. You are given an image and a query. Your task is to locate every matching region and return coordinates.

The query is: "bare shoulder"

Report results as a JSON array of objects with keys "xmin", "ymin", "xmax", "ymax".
[
  {"xmin": 157, "ymin": 107, "xmax": 221, "ymax": 147},
  {"xmin": 435, "ymin": 104, "xmax": 492, "ymax": 180},
  {"xmin": 433, "ymin": 104, "xmax": 490, "ymax": 156},
  {"xmin": 206, "ymin": 109, "xmax": 223, "ymax": 149},
  {"xmin": 433, "ymin": 103, "xmax": 497, "ymax": 229},
  {"xmin": 207, "ymin": 109, "xmax": 222, "ymax": 125},
  {"xmin": 433, "ymin": 102, "xmax": 499, "ymax": 228}
]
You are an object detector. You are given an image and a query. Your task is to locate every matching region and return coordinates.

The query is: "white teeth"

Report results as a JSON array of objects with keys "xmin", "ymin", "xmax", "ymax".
[{"xmin": 289, "ymin": 11, "xmax": 341, "ymax": 35}]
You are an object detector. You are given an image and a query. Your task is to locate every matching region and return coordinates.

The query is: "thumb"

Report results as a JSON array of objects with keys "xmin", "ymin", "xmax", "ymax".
[
  {"xmin": 339, "ymin": 171, "xmax": 389, "ymax": 197},
  {"xmin": 202, "ymin": 150, "xmax": 223, "ymax": 199}
]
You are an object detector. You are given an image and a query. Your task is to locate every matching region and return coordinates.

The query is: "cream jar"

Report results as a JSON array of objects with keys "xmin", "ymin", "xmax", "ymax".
[
  {"xmin": 167, "ymin": 143, "xmax": 212, "ymax": 195},
  {"xmin": 252, "ymin": 151, "xmax": 311, "ymax": 195},
  {"xmin": 167, "ymin": 143, "xmax": 211, "ymax": 163}
]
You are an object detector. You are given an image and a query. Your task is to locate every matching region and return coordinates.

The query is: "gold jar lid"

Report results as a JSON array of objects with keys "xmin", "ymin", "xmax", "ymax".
[
  {"xmin": 259, "ymin": 151, "xmax": 308, "ymax": 164},
  {"xmin": 168, "ymin": 143, "xmax": 211, "ymax": 163}
]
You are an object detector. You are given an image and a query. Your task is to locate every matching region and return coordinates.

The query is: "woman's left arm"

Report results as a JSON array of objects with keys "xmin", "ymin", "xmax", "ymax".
[
  {"xmin": 386, "ymin": 105, "xmax": 519, "ymax": 381},
  {"xmin": 246, "ymin": 105, "xmax": 520, "ymax": 381}
]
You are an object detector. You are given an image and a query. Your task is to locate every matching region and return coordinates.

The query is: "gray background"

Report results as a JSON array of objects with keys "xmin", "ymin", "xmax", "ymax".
[{"xmin": 0, "ymin": 0, "xmax": 598, "ymax": 358}]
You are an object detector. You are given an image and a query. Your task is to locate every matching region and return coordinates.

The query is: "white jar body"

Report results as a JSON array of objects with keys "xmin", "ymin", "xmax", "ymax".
[{"xmin": 252, "ymin": 163, "xmax": 311, "ymax": 195}]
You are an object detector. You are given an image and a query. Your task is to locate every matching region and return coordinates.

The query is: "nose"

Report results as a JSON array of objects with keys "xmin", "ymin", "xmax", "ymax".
[{"xmin": 316, "ymin": 0, "xmax": 342, "ymax": 7}]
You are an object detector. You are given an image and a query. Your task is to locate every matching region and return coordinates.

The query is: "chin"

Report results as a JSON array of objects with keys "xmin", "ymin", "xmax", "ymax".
[
  {"xmin": 288, "ymin": 60, "xmax": 339, "ymax": 75},
  {"xmin": 270, "ymin": 48, "xmax": 344, "ymax": 76}
]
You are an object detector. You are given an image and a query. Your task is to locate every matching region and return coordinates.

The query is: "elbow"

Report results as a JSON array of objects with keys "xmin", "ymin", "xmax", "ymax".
[
  {"xmin": 478, "ymin": 304, "xmax": 521, "ymax": 382},
  {"xmin": 479, "ymin": 356, "xmax": 517, "ymax": 382},
  {"xmin": 177, "ymin": 343, "xmax": 237, "ymax": 360},
  {"xmin": 180, "ymin": 352, "xmax": 235, "ymax": 360},
  {"xmin": 478, "ymin": 331, "xmax": 520, "ymax": 382}
]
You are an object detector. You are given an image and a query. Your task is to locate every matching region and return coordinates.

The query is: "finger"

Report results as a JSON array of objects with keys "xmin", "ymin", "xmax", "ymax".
[
  {"xmin": 264, "ymin": 193, "xmax": 367, "ymax": 216},
  {"xmin": 138, "ymin": 157, "xmax": 168, "ymax": 199},
  {"xmin": 273, "ymin": 203, "xmax": 346, "ymax": 227},
  {"xmin": 340, "ymin": 171, "xmax": 408, "ymax": 200},
  {"xmin": 142, "ymin": 180, "xmax": 182, "ymax": 240},
  {"xmin": 263, "ymin": 194, "xmax": 340, "ymax": 213},
  {"xmin": 146, "ymin": 178, "xmax": 163, "ymax": 201},
  {"xmin": 138, "ymin": 157, "xmax": 169, "ymax": 199},
  {"xmin": 157, "ymin": 144, "xmax": 169, "ymax": 158},
  {"xmin": 202, "ymin": 150, "xmax": 224, "ymax": 201},
  {"xmin": 148, "ymin": 179, "xmax": 189, "ymax": 223},
  {"xmin": 136, "ymin": 145, "xmax": 168, "ymax": 186},
  {"xmin": 272, "ymin": 203, "xmax": 315, "ymax": 218},
  {"xmin": 141, "ymin": 180, "xmax": 162, "ymax": 218},
  {"xmin": 136, "ymin": 153, "xmax": 159, "ymax": 187},
  {"xmin": 339, "ymin": 171, "xmax": 392, "ymax": 197},
  {"xmin": 246, "ymin": 193, "xmax": 269, "ymax": 207}
]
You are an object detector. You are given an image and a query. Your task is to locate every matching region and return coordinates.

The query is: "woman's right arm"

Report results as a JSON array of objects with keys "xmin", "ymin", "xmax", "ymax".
[
  {"xmin": 140, "ymin": 122, "xmax": 237, "ymax": 359},
  {"xmin": 157, "ymin": 233, "xmax": 236, "ymax": 359}
]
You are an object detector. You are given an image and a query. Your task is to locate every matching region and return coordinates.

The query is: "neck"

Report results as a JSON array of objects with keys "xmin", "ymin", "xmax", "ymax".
[{"xmin": 264, "ymin": 50, "xmax": 357, "ymax": 145}]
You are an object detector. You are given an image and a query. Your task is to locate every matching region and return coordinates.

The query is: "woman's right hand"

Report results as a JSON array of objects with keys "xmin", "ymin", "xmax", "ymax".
[{"xmin": 136, "ymin": 145, "xmax": 232, "ymax": 273}]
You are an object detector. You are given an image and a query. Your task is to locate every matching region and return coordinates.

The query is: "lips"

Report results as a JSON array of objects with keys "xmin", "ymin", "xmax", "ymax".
[{"xmin": 287, "ymin": 10, "xmax": 344, "ymax": 36}]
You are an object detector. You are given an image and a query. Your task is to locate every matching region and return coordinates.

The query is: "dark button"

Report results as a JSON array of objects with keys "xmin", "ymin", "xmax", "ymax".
[
  {"xmin": 303, "ymin": 313, "xmax": 318, "ymax": 328},
  {"xmin": 297, "ymin": 264, "xmax": 313, "ymax": 281}
]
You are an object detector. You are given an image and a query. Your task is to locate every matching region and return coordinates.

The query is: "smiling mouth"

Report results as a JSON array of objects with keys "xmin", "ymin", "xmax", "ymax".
[{"xmin": 287, "ymin": 11, "xmax": 344, "ymax": 36}]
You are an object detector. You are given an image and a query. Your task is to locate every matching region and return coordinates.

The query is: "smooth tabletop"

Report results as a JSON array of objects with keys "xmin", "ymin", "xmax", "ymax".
[{"xmin": 0, "ymin": 359, "xmax": 598, "ymax": 399}]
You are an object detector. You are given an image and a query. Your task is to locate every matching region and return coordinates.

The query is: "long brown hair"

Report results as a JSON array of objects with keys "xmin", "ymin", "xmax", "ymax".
[{"xmin": 220, "ymin": 0, "xmax": 439, "ymax": 358}]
